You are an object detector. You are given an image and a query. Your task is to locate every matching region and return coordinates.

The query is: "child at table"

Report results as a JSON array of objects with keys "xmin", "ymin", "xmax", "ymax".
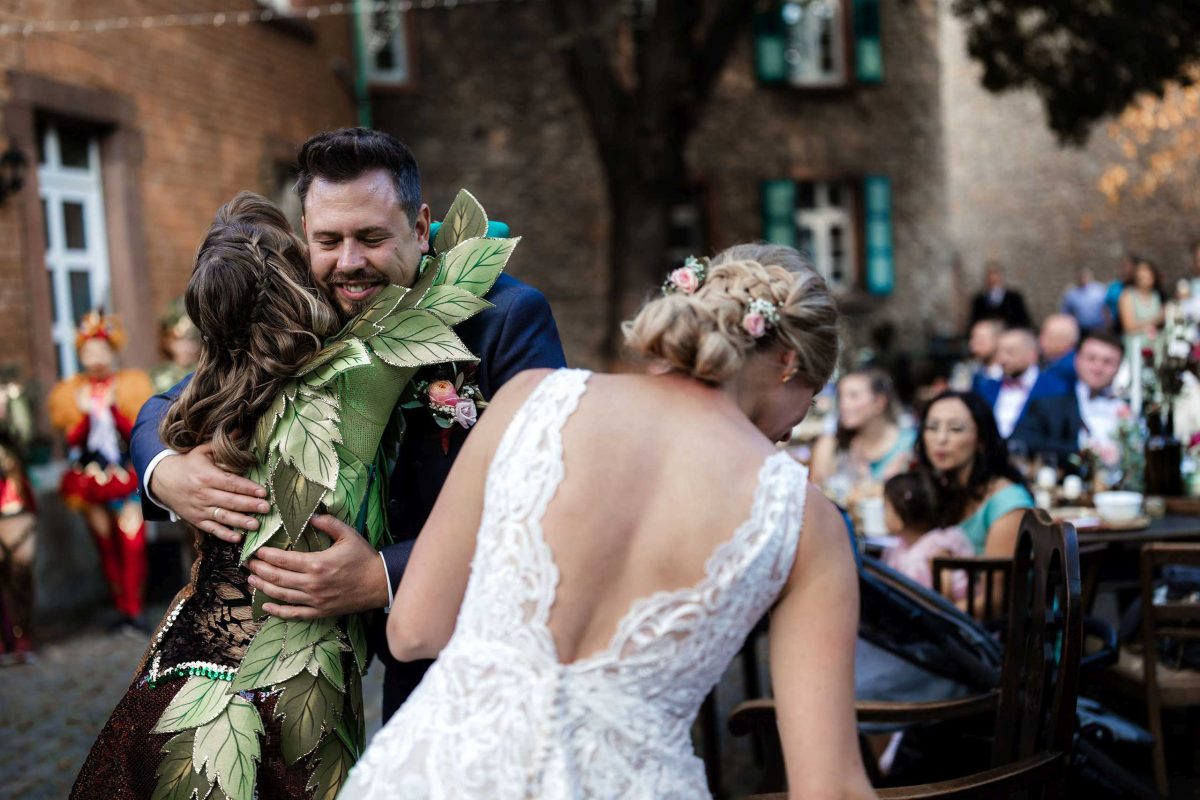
[{"xmin": 881, "ymin": 471, "xmax": 974, "ymax": 600}]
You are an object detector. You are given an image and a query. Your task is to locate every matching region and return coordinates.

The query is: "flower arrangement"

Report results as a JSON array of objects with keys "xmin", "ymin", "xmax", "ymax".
[
  {"xmin": 662, "ymin": 255, "xmax": 707, "ymax": 296},
  {"xmin": 404, "ymin": 365, "xmax": 489, "ymax": 453}
]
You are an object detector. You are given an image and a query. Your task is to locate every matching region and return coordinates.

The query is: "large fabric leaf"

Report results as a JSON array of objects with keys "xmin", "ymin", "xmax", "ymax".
[
  {"xmin": 301, "ymin": 339, "xmax": 373, "ymax": 389},
  {"xmin": 434, "ymin": 236, "xmax": 518, "ymax": 297},
  {"xmin": 310, "ymin": 636, "xmax": 347, "ymax": 687},
  {"xmin": 153, "ymin": 676, "xmax": 234, "ymax": 734},
  {"xmin": 324, "ymin": 453, "xmax": 366, "ymax": 523},
  {"xmin": 252, "ymin": 392, "xmax": 289, "ymax": 459},
  {"xmin": 433, "ymin": 188, "xmax": 488, "ymax": 255},
  {"xmin": 277, "ymin": 394, "xmax": 340, "ymax": 490},
  {"xmin": 368, "ymin": 310, "xmax": 475, "ymax": 368},
  {"xmin": 347, "ymin": 285, "xmax": 408, "ymax": 340},
  {"xmin": 193, "ymin": 696, "xmax": 263, "ymax": 800},
  {"xmin": 344, "ymin": 671, "xmax": 365, "ymax": 753},
  {"xmin": 276, "ymin": 670, "xmax": 343, "ymax": 764},
  {"xmin": 238, "ymin": 505, "xmax": 284, "ymax": 564},
  {"xmin": 283, "ymin": 618, "xmax": 335, "ymax": 658},
  {"xmin": 397, "ymin": 254, "xmax": 440, "ymax": 311},
  {"xmin": 306, "ymin": 732, "xmax": 354, "ymax": 800},
  {"xmin": 418, "ymin": 284, "xmax": 494, "ymax": 326},
  {"xmin": 229, "ymin": 617, "xmax": 311, "ymax": 693},
  {"xmin": 152, "ymin": 729, "xmax": 211, "ymax": 800},
  {"xmin": 271, "ymin": 460, "xmax": 327, "ymax": 542},
  {"xmin": 294, "ymin": 340, "xmax": 349, "ymax": 377},
  {"xmin": 347, "ymin": 613, "xmax": 369, "ymax": 676}
]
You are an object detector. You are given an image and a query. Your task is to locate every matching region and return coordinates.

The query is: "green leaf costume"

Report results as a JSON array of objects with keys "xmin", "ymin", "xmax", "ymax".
[{"xmin": 118, "ymin": 190, "xmax": 510, "ymax": 800}]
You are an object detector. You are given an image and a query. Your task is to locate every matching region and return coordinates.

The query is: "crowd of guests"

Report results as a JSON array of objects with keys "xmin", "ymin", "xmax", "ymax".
[{"xmin": 808, "ymin": 251, "xmax": 1200, "ymax": 600}]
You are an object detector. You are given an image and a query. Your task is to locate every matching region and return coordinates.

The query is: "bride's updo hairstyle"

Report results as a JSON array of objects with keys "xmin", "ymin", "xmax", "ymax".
[
  {"xmin": 161, "ymin": 192, "xmax": 339, "ymax": 474},
  {"xmin": 623, "ymin": 243, "xmax": 838, "ymax": 387}
]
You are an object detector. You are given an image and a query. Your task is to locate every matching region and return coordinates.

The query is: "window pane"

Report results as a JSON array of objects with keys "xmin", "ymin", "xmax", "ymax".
[
  {"xmin": 63, "ymin": 202, "xmax": 87, "ymax": 250},
  {"xmin": 37, "ymin": 125, "xmax": 48, "ymax": 165},
  {"xmin": 41, "ymin": 198, "xmax": 50, "ymax": 250},
  {"xmin": 797, "ymin": 182, "xmax": 815, "ymax": 210},
  {"xmin": 828, "ymin": 184, "xmax": 842, "ymax": 206},
  {"xmin": 69, "ymin": 270, "xmax": 92, "ymax": 325},
  {"xmin": 58, "ymin": 129, "xmax": 91, "ymax": 169}
]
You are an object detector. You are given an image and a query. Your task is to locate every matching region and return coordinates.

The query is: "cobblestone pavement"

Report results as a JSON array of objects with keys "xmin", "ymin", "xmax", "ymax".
[{"xmin": 2, "ymin": 606, "xmax": 756, "ymax": 799}]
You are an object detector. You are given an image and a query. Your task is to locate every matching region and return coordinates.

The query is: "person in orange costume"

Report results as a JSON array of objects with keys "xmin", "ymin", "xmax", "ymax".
[{"xmin": 49, "ymin": 311, "xmax": 154, "ymax": 631}]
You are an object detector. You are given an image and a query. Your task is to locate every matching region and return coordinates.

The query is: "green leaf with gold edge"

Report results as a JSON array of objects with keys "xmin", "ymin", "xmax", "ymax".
[
  {"xmin": 324, "ymin": 453, "xmax": 366, "ymax": 523},
  {"xmin": 343, "ymin": 669, "xmax": 365, "ymax": 753},
  {"xmin": 347, "ymin": 613, "xmax": 369, "ymax": 676},
  {"xmin": 294, "ymin": 340, "xmax": 350, "ymax": 377},
  {"xmin": 282, "ymin": 617, "xmax": 335, "ymax": 658},
  {"xmin": 238, "ymin": 505, "xmax": 284, "ymax": 564},
  {"xmin": 193, "ymin": 696, "xmax": 262, "ymax": 800},
  {"xmin": 433, "ymin": 188, "xmax": 488, "ymax": 255},
  {"xmin": 271, "ymin": 460, "xmax": 327, "ymax": 542},
  {"xmin": 306, "ymin": 731, "xmax": 354, "ymax": 800},
  {"xmin": 252, "ymin": 392, "xmax": 289, "ymax": 458},
  {"xmin": 276, "ymin": 670, "xmax": 343, "ymax": 764},
  {"xmin": 434, "ymin": 236, "xmax": 518, "ymax": 297},
  {"xmin": 310, "ymin": 636, "xmax": 347, "ymax": 687},
  {"xmin": 250, "ymin": 586, "xmax": 278, "ymax": 621},
  {"xmin": 277, "ymin": 394, "xmax": 340, "ymax": 490},
  {"xmin": 153, "ymin": 675, "xmax": 235, "ymax": 734},
  {"xmin": 301, "ymin": 339, "xmax": 373, "ymax": 389},
  {"xmin": 347, "ymin": 284, "xmax": 409, "ymax": 340},
  {"xmin": 418, "ymin": 284, "xmax": 494, "ymax": 326},
  {"xmin": 229, "ymin": 617, "xmax": 311, "ymax": 693},
  {"xmin": 368, "ymin": 310, "xmax": 476, "ymax": 368},
  {"xmin": 152, "ymin": 729, "xmax": 212, "ymax": 800},
  {"xmin": 397, "ymin": 253, "xmax": 441, "ymax": 311}
]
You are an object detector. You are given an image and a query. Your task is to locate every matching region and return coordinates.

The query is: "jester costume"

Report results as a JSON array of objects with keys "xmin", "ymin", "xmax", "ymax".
[
  {"xmin": 49, "ymin": 312, "xmax": 154, "ymax": 624},
  {"xmin": 72, "ymin": 192, "xmax": 516, "ymax": 800}
]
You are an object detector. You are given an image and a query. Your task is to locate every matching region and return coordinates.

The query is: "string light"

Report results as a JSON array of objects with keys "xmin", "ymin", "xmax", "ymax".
[{"xmin": 0, "ymin": 0, "xmax": 525, "ymax": 38}]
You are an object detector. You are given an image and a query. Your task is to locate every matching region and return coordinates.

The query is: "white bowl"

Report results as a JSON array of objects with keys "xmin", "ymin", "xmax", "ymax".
[{"xmin": 1093, "ymin": 491, "xmax": 1144, "ymax": 523}]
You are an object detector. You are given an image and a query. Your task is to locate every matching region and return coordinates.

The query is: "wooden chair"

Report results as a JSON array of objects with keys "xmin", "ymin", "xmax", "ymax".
[
  {"xmin": 1099, "ymin": 543, "xmax": 1200, "ymax": 796},
  {"xmin": 932, "ymin": 556, "xmax": 1011, "ymax": 623},
  {"xmin": 735, "ymin": 510, "xmax": 1083, "ymax": 799}
]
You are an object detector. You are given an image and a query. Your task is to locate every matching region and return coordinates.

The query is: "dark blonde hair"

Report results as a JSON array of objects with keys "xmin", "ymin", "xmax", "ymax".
[
  {"xmin": 161, "ymin": 192, "xmax": 339, "ymax": 474},
  {"xmin": 622, "ymin": 243, "xmax": 839, "ymax": 387}
]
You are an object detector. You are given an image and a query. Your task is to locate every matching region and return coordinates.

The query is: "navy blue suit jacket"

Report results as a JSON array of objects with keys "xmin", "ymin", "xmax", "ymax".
[
  {"xmin": 130, "ymin": 272, "xmax": 567, "ymax": 719},
  {"xmin": 1009, "ymin": 389, "xmax": 1084, "ymax": 462},
  {"xmin": 975, "ymin": 369, "xmax": 1071, "ymax": 435}
]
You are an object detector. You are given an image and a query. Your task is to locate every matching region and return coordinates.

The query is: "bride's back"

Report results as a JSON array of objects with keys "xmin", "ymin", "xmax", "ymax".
[{"xmin": 536, "ymin": 371, "xmax": 780, "ymax": 664}]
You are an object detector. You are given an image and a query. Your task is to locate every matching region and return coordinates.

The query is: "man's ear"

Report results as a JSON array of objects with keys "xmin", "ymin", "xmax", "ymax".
[{"xmin": 415, "ymin": 203, "xmax": 432, "ymax": 254}]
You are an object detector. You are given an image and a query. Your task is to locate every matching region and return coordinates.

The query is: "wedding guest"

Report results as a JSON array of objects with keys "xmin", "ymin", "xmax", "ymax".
[
  {"xmin": 950, "ymin": 319, "xmax": 1003, "ymax": 393},
  {"xmin": 811, "ymin": 367, "xmax": 916, "ymax": 504},
  {"xmin": 976, "ymin": 327, "xmax": 1069, "ymax": 439},
  {"xmin": 1118, "ymin": 257, "xmax": 1165, "ymax": 348},
  {"xmin": 1104, "ymin": 253, "xmax": 1136, "ymax": 335},
  {"xmin": 968, "ymin": 261, "xmax": 1031, "ymax": 330},
  {"xmin": 1012, "ymin": 331, "xmax": 1125, "ymax": 464},
  {"xmin": 1170, "ymin": 277, "xmax": 1200, "ymax": 323},
  {"xmin": 917, "ymin": 391, "xmax": 1034, "ymax": 556},
  {"xmin": 1060, "ymin": 267, "xmax": 1110, "ymax": 333},
  {"xmin": 1040, "ymin": 313, "xmax": 1080, "ymax": 384},
  {"xmin": 880, "ymin": 471, "xmax": 973, "ymax": 599}
]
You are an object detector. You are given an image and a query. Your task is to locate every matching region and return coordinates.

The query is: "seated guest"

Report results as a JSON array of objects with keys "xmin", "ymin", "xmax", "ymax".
[
  {"xmin": 1011, "ymin": 331, "xmax": 1125, "ymax": 464},
  {"xmin": 917, "ymin": 391, "xmax": 1034, "ymax": 556},
  {"xmin": 950, "ymin": 319, "xmax": 1003, "ymax": 392},
  {"xmin": 880, "ymin": 471, "xmax": 974, "ymax": 599},
  {"xmin": 1060, "ymin": 267, "xmax": 1110, "ymax": 333},
  {"xmin": 1039, "ymin": 313, "xmax": 1080, "ymax": 384},
  {"xmin": 976, "ymin": 327, "xmax": 1070, "ymax": 439},
  {"xmin": 811, "ymin": 367, "xmax": 916, "ymax": 504}
]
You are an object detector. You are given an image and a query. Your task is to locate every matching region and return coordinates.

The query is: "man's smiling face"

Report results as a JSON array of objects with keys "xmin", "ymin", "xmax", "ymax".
[{"xmin": 303, "ymin": 168, "xmax": 430, "ymax": 321}]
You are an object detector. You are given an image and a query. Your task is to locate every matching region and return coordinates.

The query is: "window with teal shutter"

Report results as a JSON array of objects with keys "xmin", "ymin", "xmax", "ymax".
[
  {"xmin": 761, "ymin": 180, "xmax": 798, "ymax": 248},
  {"xmin": 852, "ymin": 0, "xmax": 884, "ymax": 84},
  {"xmin": 753, "ymin": 7, "xmax": 789, "ymax": 85},
  {"xmin": 863, "ymin": 175, "xmax": 893, "ymax": 295}
]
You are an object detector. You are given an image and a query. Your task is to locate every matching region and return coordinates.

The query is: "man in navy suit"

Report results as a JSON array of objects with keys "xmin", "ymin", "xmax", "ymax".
[
  {"xmin": 130, "ymin": 128, "xmax": 566, "ymax": 720},
  {"xmin": 1011, "ymin": 331, "xmax": 1125, "ymax": 464},
  {"xmin": 976, "ymin": 327, "xmax": 1070, "ymax": 438}
]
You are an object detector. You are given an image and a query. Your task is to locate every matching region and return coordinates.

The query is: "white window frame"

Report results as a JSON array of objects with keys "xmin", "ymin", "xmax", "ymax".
[
  {"xmin": 782, "ymin": 0, "xmax": 847, "ymax": 87},
  {"xmin": 39, "ymin": 126, "xmax": 111, "ymax": 377},
  {"xmin": 358, "ymin": 2, "xmax": 411, "ymax": 86},
  {"xmin": 257, "ymin": 0, "xmax": 294, "ymax": 12},
  {"xmin": 795, "ymin": 180, "xmax": 857, "ymax": 291}
]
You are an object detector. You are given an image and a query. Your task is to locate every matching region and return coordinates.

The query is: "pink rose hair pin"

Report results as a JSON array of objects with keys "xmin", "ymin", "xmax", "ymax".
[
  {"xmin": 742, "ymin": 297, "xmax": 781, "ymax": 339},
  {"xmin": 662, "ymin": 255, "xmax": 708, "ymax": 296}
]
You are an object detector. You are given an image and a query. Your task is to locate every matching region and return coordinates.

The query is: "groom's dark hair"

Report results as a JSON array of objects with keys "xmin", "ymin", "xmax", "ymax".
[{"xmin": 295, "ymin": 127, "xmax": 422, "ymax": 223}]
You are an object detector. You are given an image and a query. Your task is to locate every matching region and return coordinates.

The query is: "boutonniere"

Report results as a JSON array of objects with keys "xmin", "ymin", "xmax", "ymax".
[{"xmin": 403, "ymin": 366, "xmax": 489, "ymax": 453}]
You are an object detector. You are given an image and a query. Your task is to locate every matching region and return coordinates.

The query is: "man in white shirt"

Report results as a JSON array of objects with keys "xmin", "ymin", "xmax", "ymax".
[
  {"xmin": 1011, "ymin": 331, "xmax": 1126, "ymax": 463},
  {"xmin": 978, "ymin": 328, "xmax": 1070, "ymax": 438}
]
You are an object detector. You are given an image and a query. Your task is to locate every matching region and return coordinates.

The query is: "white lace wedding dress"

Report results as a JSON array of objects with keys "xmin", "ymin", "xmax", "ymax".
[{"xmin": 342, "ymin": 369, "xmax": 809, "ymax": 799}]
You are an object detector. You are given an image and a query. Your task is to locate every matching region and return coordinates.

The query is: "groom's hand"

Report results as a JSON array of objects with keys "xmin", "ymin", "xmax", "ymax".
[
  {"xmin": 247, "ymin": 514, "xmax": 388, "ymax": 619},
  {"xmin": 150, "ymin": 444, "xmax": 269, "ymax": 543}
]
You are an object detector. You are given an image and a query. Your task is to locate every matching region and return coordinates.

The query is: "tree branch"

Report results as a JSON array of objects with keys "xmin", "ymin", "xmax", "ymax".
[{"xmin": 549, "ymin": 0, "xmax": 629, "ymax": 154}]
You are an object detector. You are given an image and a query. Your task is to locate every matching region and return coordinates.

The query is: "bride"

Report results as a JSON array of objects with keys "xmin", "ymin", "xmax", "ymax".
[{"xmin": 342, "ymin": 244, "xmax": 875, "ymax": 799}]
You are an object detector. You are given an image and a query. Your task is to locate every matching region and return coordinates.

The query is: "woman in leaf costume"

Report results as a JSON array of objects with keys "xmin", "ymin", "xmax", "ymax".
[{"xmin": 72, "ymin": 188, "xmax": 514, "ymax": 800}]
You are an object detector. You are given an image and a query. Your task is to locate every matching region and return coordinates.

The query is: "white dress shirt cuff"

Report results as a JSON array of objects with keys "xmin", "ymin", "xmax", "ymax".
[
  {"xmin": 143, "ymin": 449, "xmax": 181, "ymax": 522},
  {"xmin": 380, "ymin": 552, "xmax": 395, "ymax": 612}
]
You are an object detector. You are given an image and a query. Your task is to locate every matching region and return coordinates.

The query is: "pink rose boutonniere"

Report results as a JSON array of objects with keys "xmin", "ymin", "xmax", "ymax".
[
  {"xmin": 662, "ymin": 255, "xmax": 708, "ymax": 296},
  {"xmin": 404, "ymin": 367, "xmax": 490, "ymax": 453}
]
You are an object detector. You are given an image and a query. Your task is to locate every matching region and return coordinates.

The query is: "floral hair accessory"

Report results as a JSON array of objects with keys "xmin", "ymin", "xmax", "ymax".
[
  {"xmin": 662, "ymin": 255, "xmax": 709, "ymax": 296},
  {"xmin": 742, "ymin": 297, "xmax": 781, "ymax": 339}
]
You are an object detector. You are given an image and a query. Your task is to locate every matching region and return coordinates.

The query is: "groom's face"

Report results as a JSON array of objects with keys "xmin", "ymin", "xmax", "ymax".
[{"xmin": 303, "ymin": 169, "xmax": 430, "ymax": 320}]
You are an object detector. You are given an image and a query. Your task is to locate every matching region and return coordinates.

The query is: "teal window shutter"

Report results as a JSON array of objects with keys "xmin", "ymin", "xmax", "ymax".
[
  {"xmin": 761, "ymin": 180, "xmax": 798, "ymax": 248},
  {"xmin": 852, "ymin": 0, "xmax": 884, "ymax": 84},
  {"xmin": 863, "ymin": 175, "xmax": 893, "ymax": 295},
  {"xmin": 753, "ymin": 7, "xmax": 789, "ymax": 85}
]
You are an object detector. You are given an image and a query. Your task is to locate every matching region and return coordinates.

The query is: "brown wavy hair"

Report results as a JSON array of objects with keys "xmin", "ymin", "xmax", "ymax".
[{"xmin": 160, "ymin": 192, "xmax": 339, "ymax": 474}]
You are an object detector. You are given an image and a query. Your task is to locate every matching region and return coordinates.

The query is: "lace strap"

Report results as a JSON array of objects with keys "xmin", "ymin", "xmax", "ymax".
[{"xmin": 489, "ymin": 369, "xmax": 592, "ymax": 473}]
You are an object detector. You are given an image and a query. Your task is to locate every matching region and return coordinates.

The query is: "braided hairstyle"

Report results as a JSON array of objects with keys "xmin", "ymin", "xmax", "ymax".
[
  {"xmin": 161, "ymin": 192, "xmax": 339, "ymax": 474},
  {"xmin": 623, "ymin": 243, "xmax": 839, "ymax": 388}
]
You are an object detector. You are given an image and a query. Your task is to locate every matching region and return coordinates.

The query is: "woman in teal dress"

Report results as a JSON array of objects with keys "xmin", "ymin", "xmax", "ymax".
[{"xmin": 915, "ymin": 390, "xmax": 1032, "ymax": 556}]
